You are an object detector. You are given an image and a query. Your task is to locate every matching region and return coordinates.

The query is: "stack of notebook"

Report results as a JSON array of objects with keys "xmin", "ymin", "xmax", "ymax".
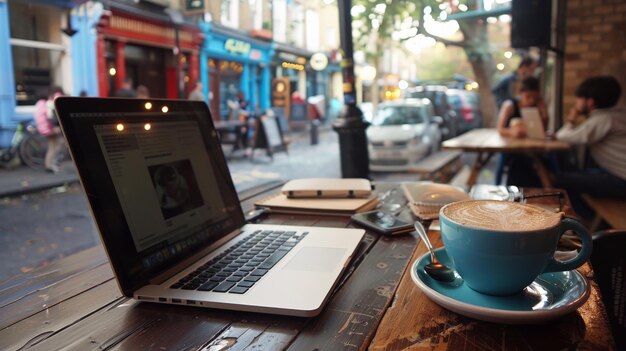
[{"xmin": 255, "ymin": 178, "xmax": 378, "ymax": 216}]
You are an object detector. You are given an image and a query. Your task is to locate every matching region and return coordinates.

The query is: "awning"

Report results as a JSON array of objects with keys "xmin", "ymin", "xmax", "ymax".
[
  {"xmin": 18, "ymin": 0, "xmax": 88, "ymax": 9},
  {"xmin": 445, "ymin": 6, "xmax": 511, "ymax": 21}
]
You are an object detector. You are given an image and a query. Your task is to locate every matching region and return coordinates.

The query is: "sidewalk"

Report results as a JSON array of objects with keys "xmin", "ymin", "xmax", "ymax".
[{"xmin": 0, "ymin": 162, "xmax": 80, "ymax": 198}]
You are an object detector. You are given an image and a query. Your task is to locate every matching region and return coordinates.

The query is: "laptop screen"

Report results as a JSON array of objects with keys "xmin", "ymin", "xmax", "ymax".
[
  {"xmin": 55, "ymin": 98, "xmax": 245, "ymax": 296},
  {"xmin": 94, "ymin": 120, "xmax": 228, "ymax": 253}
]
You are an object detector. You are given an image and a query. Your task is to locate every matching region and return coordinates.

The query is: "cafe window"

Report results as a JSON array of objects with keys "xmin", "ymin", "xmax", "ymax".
[
  {"xmin": 209, "ymin": 59, "xmax": 243, "ymax": 120},
  {"xmin": 9, "ymin": 2, "xmax": 66, "ymax": 105}
]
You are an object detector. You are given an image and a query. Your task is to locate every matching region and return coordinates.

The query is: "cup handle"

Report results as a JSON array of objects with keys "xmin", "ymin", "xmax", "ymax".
[{"xmin": 542, "ymin": 218, "xmax": 593, "ymax": 273}]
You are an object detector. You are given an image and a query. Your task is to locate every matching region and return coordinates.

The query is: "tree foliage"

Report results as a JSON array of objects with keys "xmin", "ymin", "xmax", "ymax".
[{"xmin": 351, "ymin": 0, "xmax": 499, "ymax": 126}]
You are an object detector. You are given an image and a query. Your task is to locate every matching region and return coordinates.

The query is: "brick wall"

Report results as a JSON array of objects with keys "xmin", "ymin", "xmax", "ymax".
[{"xmin": 564, "ymin": 0, "xmax": 626, "ymax": 111}]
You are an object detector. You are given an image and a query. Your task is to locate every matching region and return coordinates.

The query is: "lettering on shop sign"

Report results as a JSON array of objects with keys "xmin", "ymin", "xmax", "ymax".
[
  {"xmin": 184, "ymin": 0, "xmax": 204, "ymax": 13},
  {"xmin": 278, "ymin": 52, "xmax": 307, "ymax": 65},
  {"xmin": 225, "ymin": 39, "xmax": 251, "ymax": 55}
]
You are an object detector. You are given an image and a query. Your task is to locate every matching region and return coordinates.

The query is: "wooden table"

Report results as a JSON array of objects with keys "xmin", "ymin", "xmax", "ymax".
[
  {"xmin": 443, "ymin": 128, "xmax": 570, "ymax": 188},
  {"xmin": 0, "ymin": 182, "xmax": 615, "ymax": 350}
]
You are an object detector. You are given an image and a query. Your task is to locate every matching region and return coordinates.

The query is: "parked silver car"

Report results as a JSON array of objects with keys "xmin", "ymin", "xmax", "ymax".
[{"xmin": 367, "ymin": 98, "xmax": 442, "ymax": 172}]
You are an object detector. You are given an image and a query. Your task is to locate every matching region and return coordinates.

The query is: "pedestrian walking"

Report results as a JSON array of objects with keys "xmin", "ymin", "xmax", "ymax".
[
  {"xmin": 114, "ymin": 78, "xmax": 137, "ymax": 97},
  {"xmin": 188, "ymin": 82, "xmax": 204, "ymax": 101},
  {"xmin": 34, "ymin": 87, "xmax": 64, "ymax": 173},
  {"xmin": 137, "ymin": 85, "xmax": 150, "ymax": 99}
]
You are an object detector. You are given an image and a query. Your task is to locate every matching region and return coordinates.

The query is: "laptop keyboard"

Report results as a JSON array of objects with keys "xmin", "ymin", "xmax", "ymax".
[{"xmin": 169, "ymin": 230, "xmax": 308, "ymax": 294}]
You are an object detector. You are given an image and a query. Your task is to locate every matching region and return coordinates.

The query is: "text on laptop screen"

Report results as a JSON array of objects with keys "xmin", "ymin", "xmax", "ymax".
[{"xmin": 94, "ymin": 120, "xmax": 227, "ymax": 253}]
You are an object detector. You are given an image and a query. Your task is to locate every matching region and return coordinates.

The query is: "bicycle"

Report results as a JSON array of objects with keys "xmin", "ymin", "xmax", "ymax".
[{"xmin": 0, "ymin": 120, "xmax": 47, "ymax": 169}]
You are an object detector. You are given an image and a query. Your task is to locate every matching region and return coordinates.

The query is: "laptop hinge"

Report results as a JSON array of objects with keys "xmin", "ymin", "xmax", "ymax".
[{"xmin": 147, "ymin": 227, "xmax": 242, "ymax": 285}]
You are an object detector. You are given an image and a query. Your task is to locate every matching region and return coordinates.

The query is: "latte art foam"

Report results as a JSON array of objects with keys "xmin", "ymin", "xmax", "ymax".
[{"xmin": 443, "ymin": 200, "xmax": 562, "ymax": 232}]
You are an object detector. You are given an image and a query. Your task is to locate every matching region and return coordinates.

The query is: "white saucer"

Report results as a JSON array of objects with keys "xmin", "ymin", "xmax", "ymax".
[{"xmin": 410, "ymin": 248, "xmax": 591, "ymax": 324}]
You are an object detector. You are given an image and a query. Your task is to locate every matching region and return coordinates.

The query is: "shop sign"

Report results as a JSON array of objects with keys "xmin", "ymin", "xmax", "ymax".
[
  {"xmin": 184, "ymin": 0, "xmax": 205, "ymax": 14},
  {"xmin": 277, "ymin": 52, "xmax": 306, "ymax": 65},
  {"xmin": 310, "ymin": 53, "xmax": 328, "ymax": 71},
  {"xmin": 141, "ymin": 0, "xmax": 170, "ymax": 7},
  {"xmin": 225, "ymin": 39, "xmax": 251, "ymax": 55},
  {"xmin": 249, "ymin": 49, "xmax": 262, "ymax": 61},
  {"xmin": 272, "ymin": 78, "xmax": 291, "ymax": 109}
]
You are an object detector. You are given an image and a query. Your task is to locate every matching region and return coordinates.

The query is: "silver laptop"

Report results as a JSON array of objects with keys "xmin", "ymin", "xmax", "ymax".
[
  {"xmin": 54, "ymin": 97, "xmax": 364, "ymax": 317},
  {"xmin": 520, "ymin": 107, "xmax": 546, "ymax": 139}
]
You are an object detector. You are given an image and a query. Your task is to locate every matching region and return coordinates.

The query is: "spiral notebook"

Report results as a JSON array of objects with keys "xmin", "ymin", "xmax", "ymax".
[{"xmin": 255, "ymin": 193, "xmax": 379, "ymax": 216}]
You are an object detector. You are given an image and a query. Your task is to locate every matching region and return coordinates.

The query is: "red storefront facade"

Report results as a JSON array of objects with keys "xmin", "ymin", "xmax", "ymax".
[{"xmin": 95, "ymin": 8, "xmax": 202, "ymax": 98}]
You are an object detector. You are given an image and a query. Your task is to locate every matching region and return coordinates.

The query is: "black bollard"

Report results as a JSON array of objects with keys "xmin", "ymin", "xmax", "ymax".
[
  {"xmin": 333, "ymin": 0, "xmax": 369, "ymax": 178},
  {"xmin": 310, "ymin": 119, "xmax": 319, "ymax": 145}
]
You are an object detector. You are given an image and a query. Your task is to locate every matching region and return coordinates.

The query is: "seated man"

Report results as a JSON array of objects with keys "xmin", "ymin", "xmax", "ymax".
[{"xmin": 555, "ymin": 76, "xmax": 626, "ymax": 218}]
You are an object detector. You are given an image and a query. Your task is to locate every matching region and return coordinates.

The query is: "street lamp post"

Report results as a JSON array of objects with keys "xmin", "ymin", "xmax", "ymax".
[
  {"xmin": 165, "ymin": 8, "xmax": 184, "ymax": 99},
  {"xmin": 333, "ymin": 0, "xmax": 369, "ymax": 178}
]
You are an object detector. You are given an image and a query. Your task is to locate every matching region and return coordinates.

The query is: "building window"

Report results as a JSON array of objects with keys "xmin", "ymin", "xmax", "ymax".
[
  {"xmin": 9, "ymin": 2, "xmax": 65, "ymax": 105},
  {"xmin": 290, "ymin": 4, "xmax": 304, "ymax": 47},
  {"xmin": 273, "ymin": 0, "xmax": 287, "ymax": 42},
  {"xmin": 250, "ymin": 0, "xmax": 263, "ymax": 29},
  {"xmin": 220, "ymin": 0, "xmax": 239, "ymax": 28},
  {"xmin": 305, "ymin": 10, "xmax": 319, "ymax": 52}
]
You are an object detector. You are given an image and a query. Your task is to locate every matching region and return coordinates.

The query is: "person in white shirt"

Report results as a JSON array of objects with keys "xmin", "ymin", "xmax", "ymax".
[{"xmin": 555, "ymin": 76, "xmax": 626, "ymax": 218}]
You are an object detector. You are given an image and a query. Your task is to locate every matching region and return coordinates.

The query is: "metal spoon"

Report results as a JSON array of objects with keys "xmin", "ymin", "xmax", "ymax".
[{"xmin": 414, "ymin": 221, "xmax": 456, "ymax": 283}]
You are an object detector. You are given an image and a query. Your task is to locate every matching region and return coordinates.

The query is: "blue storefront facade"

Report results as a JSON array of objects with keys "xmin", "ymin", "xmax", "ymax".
[
  {"xmin": 0, "ymin": 0, "xmax": 99, "ymax": 147},
  {"xmin": 0, "ymin": 0, "xmax": 16, "ymax": 146},
  {"xmin": 1, "ymin": 2, "xmax": 335, "ymax": 145},
  {"xmin": 199, "ymin": 22, "xmax": 272, "ymax": 120}
]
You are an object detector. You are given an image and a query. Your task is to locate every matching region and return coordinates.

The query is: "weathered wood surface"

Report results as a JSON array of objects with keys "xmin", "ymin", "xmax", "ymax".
[
  {"xmin": 0, "ymin": 245, "xmax": 110, "ymax": 330},
  {"xmin": 369, "ymin": 231, "xmax": 615, "ymax": 351},
  {"xmin": 442, "ymin": 128, "xmax": 570, "ymax": 153},
  {"xmin": 581, "ymin": 194, "xmax": 626, "ymax": 230},
  {"xmin": 0, "ymin": 183, "xmax": 615, "ymax": 351}
]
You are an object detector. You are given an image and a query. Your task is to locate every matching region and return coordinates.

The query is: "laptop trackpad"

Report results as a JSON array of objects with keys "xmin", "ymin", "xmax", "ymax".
[{"xmin": 283, "ymin": 247, "xmax": 347, "ymax": 272}]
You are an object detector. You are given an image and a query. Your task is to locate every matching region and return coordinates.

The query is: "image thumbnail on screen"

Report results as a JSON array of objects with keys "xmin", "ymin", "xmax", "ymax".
[{"xmin": 149, "ymin": 159, "xmax": 204, "ymax": 219}]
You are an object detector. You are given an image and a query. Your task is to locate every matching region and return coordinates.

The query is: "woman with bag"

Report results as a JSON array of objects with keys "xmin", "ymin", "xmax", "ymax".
[{"xmin": 34, "ymin": 86, "xmax": 64, "ymax": 173}]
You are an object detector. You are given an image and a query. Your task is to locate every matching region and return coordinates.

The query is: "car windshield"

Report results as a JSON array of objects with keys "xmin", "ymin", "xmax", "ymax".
[
  {"xmin": 373, "ymin": 106, "xmax": 426, "ymax": 126},
  {"xmin": 447, "ymin": 94, "xmax": 462, "ymax": 107}
]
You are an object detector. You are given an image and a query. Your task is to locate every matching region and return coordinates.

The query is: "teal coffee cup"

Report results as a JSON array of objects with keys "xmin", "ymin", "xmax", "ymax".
[{"xmin": 439, "ymin": 200, "xmax": 592, "ymax": 296}]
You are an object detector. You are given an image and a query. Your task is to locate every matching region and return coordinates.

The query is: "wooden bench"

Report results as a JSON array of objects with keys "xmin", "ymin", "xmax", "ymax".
[
  {"xmin": 413, "ymin": 150, "xmax": 462, "ymax": 183},
  {"xmin": 581, "ymin": 194, "xmax": 626, "ymax": 231}
]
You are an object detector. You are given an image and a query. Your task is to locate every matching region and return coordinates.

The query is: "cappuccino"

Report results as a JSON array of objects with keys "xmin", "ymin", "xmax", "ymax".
[
  {"xmin": 442, "ymin": 200, "xmax": 561, "ymax": 232},
  {"xmin": 440, "ymin": 199, "xmax": 592, "ymax": 295}
]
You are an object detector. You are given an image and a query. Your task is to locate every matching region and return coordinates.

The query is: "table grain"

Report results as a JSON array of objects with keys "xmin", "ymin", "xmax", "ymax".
[{"xmin": 0, "ymin": 183, "xmax": 614, "ymax": 351}]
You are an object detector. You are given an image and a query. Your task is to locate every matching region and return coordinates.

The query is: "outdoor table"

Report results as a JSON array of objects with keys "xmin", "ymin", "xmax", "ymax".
[
  {"xmin": 0, "ymin": 182, "xmax": 615, "ymax": 350},
  {"xmin": 442, "ymin": 128, "xmax": 570, "ymax": 188},
  {"xmin": 214, "ymin": 120, "xmax": 246, "ymax": 155}
]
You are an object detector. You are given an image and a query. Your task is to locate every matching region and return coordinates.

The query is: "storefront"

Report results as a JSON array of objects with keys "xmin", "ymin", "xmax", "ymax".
[
  {"xmin": 95, "ymin": 2, "xmax": 202, "ymax": 98},
  {"xmin": 273, "ymin": 46, "xmax": 340, "ymax": 120},
  {"xmin": 273, "ymin": 44, "xmax": 311, "ymax": 100},
  {"xmin": 0, "ymin": 0, "xmax": 84, "ymax": 145},
  {"xmin": 199, "ymin": 22, "xmax": 272, "ymax": 121}
]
